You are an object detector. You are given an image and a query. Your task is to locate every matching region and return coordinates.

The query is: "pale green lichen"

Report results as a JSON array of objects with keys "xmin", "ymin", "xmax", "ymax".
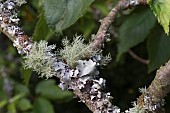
[
  {"xmin": 58, "ymin": 35, "xmax": 98, "ymax": 67},
  {"xmin": 125, "ymin": 88, "xmax": 147, "ymax": 113},
  {"xmin": 22, "ymin": 40, "xmax": 56, "ymax": 78},
  {"xmin": 22, "ymin": 35, "xmax": 111, "ymax": 78},
  {"xmin": 139, "ymin": 87, "xmax": 147, "ymax": 94},
  {"xmin": 16, "ymin": 0, "xmax": 27, "ymax": 6},
  {"xmin": 125, "ymin": 101, "xmax": 146, "ymax": 113},
  {"xmin": 100, "ymin": 53, "xmax": 112, "ymax": 66}
]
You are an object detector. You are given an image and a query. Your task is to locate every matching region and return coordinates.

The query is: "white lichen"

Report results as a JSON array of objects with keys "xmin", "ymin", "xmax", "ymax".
[{"xmin": 76, "ymin": 59, "xmax": 97, "ymax": 76}]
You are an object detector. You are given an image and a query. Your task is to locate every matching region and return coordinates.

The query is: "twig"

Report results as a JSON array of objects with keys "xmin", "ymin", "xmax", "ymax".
[
  {"xmin": 128, "ymin": 49, "xmax": 149, "ymax": 64},
  {"xmin": 92, "ymin": 0, "xmax": 147, "ymax": 50}
]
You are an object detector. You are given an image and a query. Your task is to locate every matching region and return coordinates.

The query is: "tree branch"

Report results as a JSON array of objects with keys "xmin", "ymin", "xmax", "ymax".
[
  {"xmin": 136, "ymin": 60, "xmax": 170, "ymax": 112},
  {"xmin": 92, "ymin": 0, "xmax": 147, "ymax": 50},
  {"xmin": 0, "ymin": 0, "xmax": 32, "ymax": 55}
]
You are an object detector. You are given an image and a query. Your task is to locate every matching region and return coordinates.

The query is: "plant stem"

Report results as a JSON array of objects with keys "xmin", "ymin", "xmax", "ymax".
[{"xmin": 128, "ymin": 49, "xmax": 149, "ymax": 64}]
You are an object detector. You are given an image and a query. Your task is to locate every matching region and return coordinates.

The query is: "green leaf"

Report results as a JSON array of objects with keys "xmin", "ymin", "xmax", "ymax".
[
  {"xmin": 32, "ymin": 12, "xmax": 55, "ymax": 41},
  {"xmin": 20, "ymin": 68, "xmax": 32, "ymax": 86},
  {"xmin": 32, "ymin": 97, "xmax": 54, "ymax": 113},
  {"xmin": 43, "ymin": 0, "xmax": 94, "ymax": 32},
  {"xmin": 147, "ymin": 26, "xmax": 170, "ymax": 72},
  {"xmin": 0, "ymin": 100, "xmax": 8, "ymax": 108},
  {"xmin": 11, "ymin": 94, "xmax": 25, "ymax": 103},
  {"xmin": 7, "ymin": 94, "xmax": 24, "ymax": 113},
  {"xmin": 116, "ymin": 8, "xmax": 156, "ymax": 60},
  {"xmin": 14, "ymin": 83, "xmax": 30, "ymax": 96},
  {"xmin": 17, "ymin": 98, "xmax": 32, "ymax": 111},
  {"xmin": 8, "ymin": 103, "xmax": 16, "ymax": 113},
  {"xmin": 148, "ymin": 0, "xmax": 170, "ymax": 34},
  {"xmin": 36, "ymin": 80, "xmax": 73, "ymax": 101}
]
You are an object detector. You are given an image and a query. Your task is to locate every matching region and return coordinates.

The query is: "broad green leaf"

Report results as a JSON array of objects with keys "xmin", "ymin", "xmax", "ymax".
[
  {"xmin": 43, "ymin": 0, "xmax": 94, "ymax": 32},
  {"xmin": 148, "ymin": 0, "xmax": 170, "ymax": 34},
  {"xmin": 32, "ymin": 12, "xmax": 55, "ymax": 41},
  {"xmin": 14, "ymin": 82, "xmax": 30, "ymax": 96},
  {"xmin": 0, "ymin": 100, "xmax": 8, "ymax": 108},
  {"xmin": 33, "ymin": 97, "xmax": 54, "ymax": 113},
  {"xmin": 147, "ymin": 26, "xmax": 170, "ymax": 72},
  {"xmin": 8, "ymin": 103, "xmax": 16, "ymax": 113},
  {"xmin": 36, "ymin": 80, "xmax": 73, "ymax": 101},
  {"xmin": 116, "ymin": 8, "xmax": 156, "ymax": 60},
  {"xmin": 17, "ymin": 98, "xmax": 32, "ymax": 111},
  {"xmin": 8, "ymin": 94, "xmax": 24, "ymax": 113},
  {"xmin": 20, "ymin": 68, "xmax": 32, "ymax": 86}
]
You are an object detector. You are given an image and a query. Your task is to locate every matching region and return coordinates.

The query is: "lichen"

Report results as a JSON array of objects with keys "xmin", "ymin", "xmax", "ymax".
[
  {"xmin": 22, "ymin": 40, "xmax": 56, "ymax": 78},
  {"xmin": 125, "ymin": 101, "xmax": 146, "ymax": 113},
  {"xmin": 100, "ymin": 53, "xmax": 112, "ymax": 66},
  {"xmin": 58, "ymin": 35, "xmax": 98, "ymax": 67},
  {"xmin": 125, "ymin": 87, "xmax": 165, "ymax": 113}
]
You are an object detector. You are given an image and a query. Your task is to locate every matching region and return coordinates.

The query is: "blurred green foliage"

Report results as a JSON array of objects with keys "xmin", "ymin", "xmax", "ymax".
[{"xmin": 1, "ymin": 0, "xmax": 170, "ymax": 113}]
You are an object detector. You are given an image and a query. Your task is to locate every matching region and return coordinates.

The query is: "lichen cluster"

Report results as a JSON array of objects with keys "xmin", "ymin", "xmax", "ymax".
[
  {"xmin": 125, "ymin": 88, "xmax": 165, "ymax": 113},
  {"xmin": 58, "ymin": 35, "xmax": 98, "ymax": 67},
  {"xmin": 22, "ymin": 37, "xmax": 118, "ymax": 112},
  {"xmin": 23, "ymin": 41, "xmax": 56, "ymax": 78}
]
